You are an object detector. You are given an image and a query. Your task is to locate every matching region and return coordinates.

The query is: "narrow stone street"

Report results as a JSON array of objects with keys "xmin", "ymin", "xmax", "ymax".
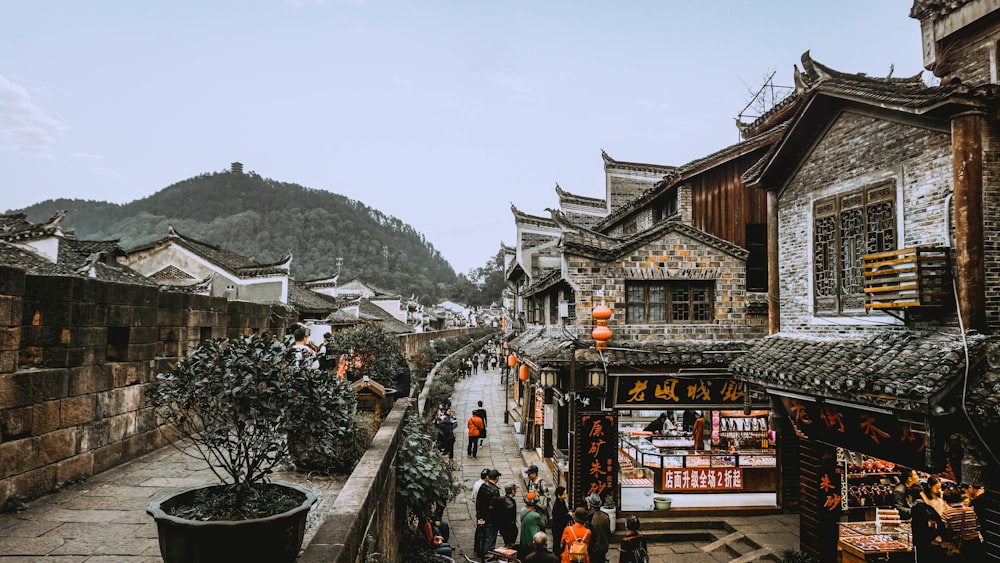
[{"xmin": 442, "ymin": 363, "xmax": 800, "ymax": 562}]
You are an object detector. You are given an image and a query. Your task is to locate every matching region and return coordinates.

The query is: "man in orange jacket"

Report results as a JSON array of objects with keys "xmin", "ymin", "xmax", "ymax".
[{"xmin": 467, "ymin": 412, "xmax": 485, "ymax": 458}]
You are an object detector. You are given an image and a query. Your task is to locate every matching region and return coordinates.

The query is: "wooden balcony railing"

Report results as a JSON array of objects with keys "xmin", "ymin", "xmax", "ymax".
[{"xmin": 862, "ymin": 246, "xmax": 951, "ymax": 310}]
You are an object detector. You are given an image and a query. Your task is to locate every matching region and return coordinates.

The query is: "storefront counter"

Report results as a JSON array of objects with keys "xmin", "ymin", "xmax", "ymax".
[
  {"xmin": 621, "ymin": 434, "xmax": 776, "ymax": 493},
  {"xmin": 838, "ymin": 522, "xmax": 913, "ymax": 563}
]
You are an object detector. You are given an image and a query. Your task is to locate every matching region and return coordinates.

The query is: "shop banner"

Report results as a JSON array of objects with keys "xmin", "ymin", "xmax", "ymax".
[
  {"xmin": 572, "ymin": 413, "xmax": 617, "ymax": 506},
  {"xmin": 660, "ymin": 468, "xmax": 744, "ymax": 491},
  {"xmin": 612, "ymin": 375, "xmax": 768, "ymax": 408},
  {"xmin": 778, "ymin": 397, "xmax": 932, "ymax": 471}
]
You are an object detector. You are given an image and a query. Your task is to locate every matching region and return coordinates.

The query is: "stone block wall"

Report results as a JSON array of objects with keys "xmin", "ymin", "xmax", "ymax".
[
  {"xmin": 565, "ymin": 227, "xmax": 768, "ymax": 342},
  {"xmin": 0, "ymin": 267, "xmax": 292, "ymax": 510},
  {"xmin": 777, "ymin": 112, "xmax": 959, "ymax": 335}
]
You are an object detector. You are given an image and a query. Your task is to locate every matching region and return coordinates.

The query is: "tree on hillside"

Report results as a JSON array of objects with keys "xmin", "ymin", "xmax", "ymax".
[{"xmin": 454, "ymin": 249, "xmax": 505, "ymax": 307}]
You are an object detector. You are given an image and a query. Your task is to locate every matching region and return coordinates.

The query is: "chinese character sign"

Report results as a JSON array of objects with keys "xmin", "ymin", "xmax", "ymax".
[
  {"xmin": 613, "ymin": 376, "xmax": 765, "ymax": 408},
  {"xmin": 660, "ymin": 468, "xmax": 743, "ymax": 491},
  {"xmin": 778, "ymin": 397, "xmax": 932, "ymax": 470},
  {"xmin": 573, "ymin": 413, "xmax": 617, "ymax": 505}
]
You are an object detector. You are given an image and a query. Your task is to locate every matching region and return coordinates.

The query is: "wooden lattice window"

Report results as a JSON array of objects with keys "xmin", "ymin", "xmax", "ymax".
[
  {"xmin": 813, "ymin": 180, "xmax": 896, "ymax": 315},
  {"xmin": 625, "ymin": 281, "xmax": 714, "ymax": 323}
]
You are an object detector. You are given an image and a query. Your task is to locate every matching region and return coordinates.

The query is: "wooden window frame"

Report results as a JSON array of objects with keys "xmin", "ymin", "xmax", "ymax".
[
  {"xmin": 625, "ymin": 280, "xmax": 714, "ymax": 324},
  {"xmin": 812, "ymin": 180, "xmax": 896, "ymax": 315}
]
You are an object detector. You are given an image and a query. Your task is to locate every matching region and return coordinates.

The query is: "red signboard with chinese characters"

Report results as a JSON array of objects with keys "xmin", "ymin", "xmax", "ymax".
[
  {"xmin": 612, "ymin": 375, "xmax": 768, "ymax": 408},
  {"xmin": 572, "ymin": 413, "xmax": 617, "ymax": 506},
  {"xmin": 779, "ymin": 397, "xmax": 937, "ymax": 471},
  {"xmin": 660, "ymin": 468, "xmax": 744, "ymax": 491}
]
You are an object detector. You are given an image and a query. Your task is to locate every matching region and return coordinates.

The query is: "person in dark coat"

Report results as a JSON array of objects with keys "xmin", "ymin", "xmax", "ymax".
[
  {"xmin": 550, "ymin": 486, "xmax": 570, "ymax": 556},
  {"xmin": 490, "ymin": 483, "xmax": 519, "ymax": 547},
  {"xmin": 643, "ymin": 412, "xmax": 672, "ymax": 434},
  {"xmin": 435, "ymin": 410, "xmax": 456, "ymax": 459},
  {"xmin": 911, "ymin": 495, "xmax": 949, "ymax": 563}
]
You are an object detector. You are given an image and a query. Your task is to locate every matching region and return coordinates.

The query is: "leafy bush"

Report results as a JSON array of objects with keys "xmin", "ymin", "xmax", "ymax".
[
  {"xmin": 285, "ymin": 375, "xmax": 369, "ymax": 474},
  {"xmin": 395, "ymin": 408, "xmax": 461, "ymax": 514},
  {"xmin": 326, "ymin": 323, "xmax": 405, "ymax": 387},
  {"xmin": 148, "ymin": 334, "xmax": 314, "ymax": 517}
]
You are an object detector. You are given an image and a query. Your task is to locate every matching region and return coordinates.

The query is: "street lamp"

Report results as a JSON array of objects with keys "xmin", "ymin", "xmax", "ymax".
[{"xmin": 587, "ymin": 366, "xmax": 607, "ymax": 389}]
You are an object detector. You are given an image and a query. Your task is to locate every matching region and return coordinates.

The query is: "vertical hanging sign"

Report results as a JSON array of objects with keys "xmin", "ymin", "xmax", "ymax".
[{"xmin": 572, "ymin": 412, "xmax": 618, "ymax": 506}]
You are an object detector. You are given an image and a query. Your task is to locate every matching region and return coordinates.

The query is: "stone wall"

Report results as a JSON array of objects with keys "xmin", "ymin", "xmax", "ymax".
[
  {"xmin": 299, "ymin": 399, "xmax": 407, "ymax": 563},
  {"xmin": 566, "ymin": 226, "xmax": 768, "ymax": 342},
  {"xmin": 777, "ymin": 112, "xmax": 960, "ymax": 335},
  {"xmin": 0, "ymin": 266, "xmax": 293, "ymax": 510}
]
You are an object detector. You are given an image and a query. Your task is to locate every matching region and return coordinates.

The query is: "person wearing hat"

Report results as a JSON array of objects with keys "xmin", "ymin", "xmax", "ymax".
[
  {"xmin": 490, "ymin": 483, "xmax": 519, "ymax": 548},
  {"xmin": 525, "ymin": 464, "xmax": 551, "ymax": 526},
  {"xmin": 477, "ymin": 469, "xmax": 502, "ymax": 558},
  {"xmin": 585, "ymin": 493, "xmax": 612, "ymax": 563},
  {"xmin": 519, "ymin": 491, "xmax": 546, "ymax": 551}
]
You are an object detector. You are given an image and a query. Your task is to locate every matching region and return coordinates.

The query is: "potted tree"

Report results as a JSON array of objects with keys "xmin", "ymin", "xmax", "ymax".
[{"xmin": 145, "ymin": 333, "xmax": 324, "ymax": 563}]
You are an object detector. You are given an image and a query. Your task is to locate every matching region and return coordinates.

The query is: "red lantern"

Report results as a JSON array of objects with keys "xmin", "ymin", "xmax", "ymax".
[
  {"xmin": 519, "ymin": 364, "xmax": 530, "ymax": 381},
  {"xmin": 592, "ymin": 306, "xmax": 613, "ymax": 351},
  {"xmin": 507, "ymin": 354, "xmax": 518, "ymax": 368}
]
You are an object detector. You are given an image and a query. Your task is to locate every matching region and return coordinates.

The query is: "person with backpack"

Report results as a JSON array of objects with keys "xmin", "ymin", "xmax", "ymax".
[
  {"xmin": 519, "ymin": 492, "xmax": 546, "ymax": 549},
  {"xmin": 618, "ymin": 516, "xmax": 649, "ymax": 563},
  {"xmin": 560, "ymin": 507, "xmax": 591, "ymax": 563},
  {"xmin": 467, "ymin": 411, "xmax": 485, "ymax": 458}
]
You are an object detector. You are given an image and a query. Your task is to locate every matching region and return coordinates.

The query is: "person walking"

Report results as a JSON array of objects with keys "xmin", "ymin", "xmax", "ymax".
[
  {"xmin": 467, "ymin": 411, "xmax": 485, "ymax": 458},
  {"xmin": 435, "ymin": 410, "xmax": 456, "ymax": 459},
  {"xmin": 473, "ymin": 400, "xmax": 489, "ymax": 448},
  {"xmin": 551, "ymin": 486, "xmax": 570, "ymax": 556},
  {"xmin": 524, "ymin": 532, "xmax": 560, "ymax": 563},
  {"xmin": 560, "ymin": 507, "xmax": 591, "ymax": 563},
  {"xmin": 618, "ymin": 516, "xmax": 649, "ymax": 563},
  {"xmin": 585, "ymin": 493, "xmax": 612, "ymax": 563},
  {"xmin": 477, "ymin": 469, "xmax": 502, "ymax": 559}
]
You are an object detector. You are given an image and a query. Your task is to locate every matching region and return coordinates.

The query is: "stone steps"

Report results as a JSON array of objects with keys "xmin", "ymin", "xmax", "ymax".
[{"xmin": 610, "ymin": 518, "xmax": 780, "ymax": 561}]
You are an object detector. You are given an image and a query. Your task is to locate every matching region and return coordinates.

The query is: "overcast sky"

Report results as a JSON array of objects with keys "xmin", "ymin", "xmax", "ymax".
[{"xmin": 1, "ymin": 1, "xmax": 925, "ymax": 275}]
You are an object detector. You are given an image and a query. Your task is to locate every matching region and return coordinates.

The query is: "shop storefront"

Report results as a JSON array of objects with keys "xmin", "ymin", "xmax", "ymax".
[{"xmin": 611, "ymin": 370, "xmax": 778, "ymax": 511}]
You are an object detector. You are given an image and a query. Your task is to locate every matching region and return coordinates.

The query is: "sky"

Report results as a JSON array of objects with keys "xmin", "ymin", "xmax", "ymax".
[{"xmin": 0, "ymin": 1, "xmax": 927, "ymax": 276}]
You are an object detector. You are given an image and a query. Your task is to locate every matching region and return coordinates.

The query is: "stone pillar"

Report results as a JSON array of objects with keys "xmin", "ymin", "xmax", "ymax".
[{"xmin": 952, "ymin": 111, "xmax": 986, "ymax": 332}]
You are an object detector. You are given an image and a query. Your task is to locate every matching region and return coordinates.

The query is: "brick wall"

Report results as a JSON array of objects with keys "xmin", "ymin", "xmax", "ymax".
[
  {"xmin": 0, "ymin": 267, "xmax": 293, "ymax": 509},
  {"xmin": 777, "ymin": 112, "xmax": 961, "ymax": 335},
  {"xmin": 565, "ymin": 227, "xmax": 768, "ymax": 342}
]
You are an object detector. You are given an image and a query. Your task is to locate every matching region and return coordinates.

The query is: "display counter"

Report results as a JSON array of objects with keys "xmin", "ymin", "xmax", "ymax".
[
  {"xmin": 620, "ymin": 434, "xmax": 776, "ymax": 493},
  {"xmin": 838, "ymin": 522, "xmax": 912, "ymax": 563}
]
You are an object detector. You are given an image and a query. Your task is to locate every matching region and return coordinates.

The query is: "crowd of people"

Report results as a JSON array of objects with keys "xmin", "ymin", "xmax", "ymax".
[
  {"xmin": 893, "ymin": 467, "xmax": 987, "ymax": 561},
  {"xmin": 468, "ymin": 464, "xmax": 646, "ymax": 563}
]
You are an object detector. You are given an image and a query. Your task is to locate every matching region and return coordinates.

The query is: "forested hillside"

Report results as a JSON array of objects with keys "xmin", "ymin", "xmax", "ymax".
[{"xmin": 14, "ymin": 169, "xmax": 459, "ymax": 301}]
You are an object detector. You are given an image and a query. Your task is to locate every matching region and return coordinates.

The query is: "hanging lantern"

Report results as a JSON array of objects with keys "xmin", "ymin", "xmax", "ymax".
[
  {"xmin": 519, "ymin": 364, "xmax": 530, "ymax": 381},
  {"xmin": 591, "ymin": 306, "xmax": 613, "ymax": 351},
  {"xmin": 540, "ymin": 367, "xmax": 558, "ymax": 388},
  {"xmin": 507, "ymin": 353, "xmax": 518, "ymax": 368}
]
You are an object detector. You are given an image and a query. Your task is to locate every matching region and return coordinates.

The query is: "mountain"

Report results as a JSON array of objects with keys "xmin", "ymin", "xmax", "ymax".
[{"xmin": 11, "ymin": 168, "xmax": 458, "ymax": 301}]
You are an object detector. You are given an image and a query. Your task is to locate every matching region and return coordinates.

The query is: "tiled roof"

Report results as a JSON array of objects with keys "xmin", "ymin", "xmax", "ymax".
[
  {"xmin": 288, "ymin": 282, "xmax": 338, "ymax": 314},
  {"xmin": 966, "ymin": 338, "xmax": 1000, "ymax": 451},
  {"xmin": 601, "ymin": 150, "xmax": 677, "ymax": 176},
  {"xmin": 561, "ymin": 219, "xmax": 748, "ymax": 262},
  {"xmin": 741, "ymin": 52, "xmax": 997, "ymax": 188},
  {"xmin": 508, "ymin": 326, "xmax": 750, "ymax": 368},
  {"xmin": 511, "ymin": 205, "xmax": 558, "ymax": 230},
  {"xmin": 127, "ymin": 226, "xmax": 291, "ymax": 278},
  {"xmin": 358, "ymin": 301, "xmax": 412, "ymax": 334},
  {"xmin": 909, "ymin": 0, "xmax": 975, "ymax": 19},
  {"xmin": 730, "ymin": 330, "xmax": 987, "ymax": 412},
  {"xmin": 523, "ymin": 268, "xmax": 564, "ymax": 297},
  {"xmin": 555, "ymin": 184, "xmax": 606, "ymax": 209},
  {"xmin": 0, "ymin": 211, "xmax": 66, "ymax": 242},
  {"xmin": 595, "ymin": 125, "xmax": 784, "ymax": 231},
  {"xmin": 0, "ymin": 232, "xmax": 153, "ymax": 286}
]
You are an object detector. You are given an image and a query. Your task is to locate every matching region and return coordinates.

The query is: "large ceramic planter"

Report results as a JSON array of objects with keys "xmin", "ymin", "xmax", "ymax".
[{"xmin": 147, "ymin": 481, "xmax": 317, "ymax": 563}]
